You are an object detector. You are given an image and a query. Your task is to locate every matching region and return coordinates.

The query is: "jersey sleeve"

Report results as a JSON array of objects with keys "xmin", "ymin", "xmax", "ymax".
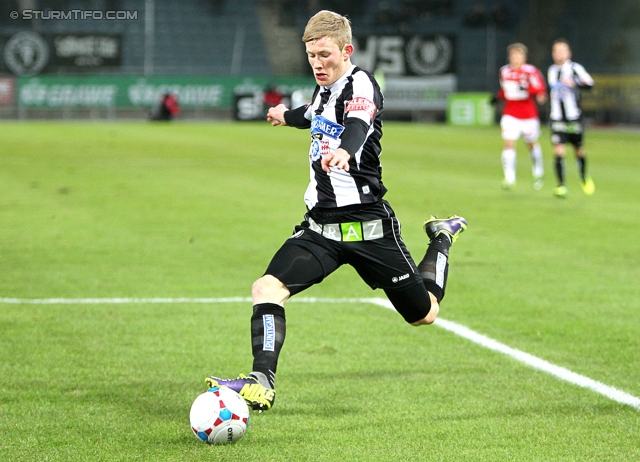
[
  {"xmin": 573, "ymin": 63, "xmax": 594, "ymax": 89},
  {"xmin": 344, "ymin": 72, "xmax": 378, "ymax": 125},
  {"xmin": 338, "ymin": 71, "xmax": 380, "ymax": 155},
  {"xmin": 284, "ymin": 105, "xmax": 312, "ymax": 129},
  {"xmin": 547, "ymin": 66, "xmax": 558, "ymax": 87},
  {"xmin": 528, "ymin": 67, "xmax": 547, "ymax": 95}
]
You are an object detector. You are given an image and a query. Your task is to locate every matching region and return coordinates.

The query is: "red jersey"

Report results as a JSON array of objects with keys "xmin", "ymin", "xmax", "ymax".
[{"xmin": 496, "ymin": 63, "xmax": 546, "ymax": 119}]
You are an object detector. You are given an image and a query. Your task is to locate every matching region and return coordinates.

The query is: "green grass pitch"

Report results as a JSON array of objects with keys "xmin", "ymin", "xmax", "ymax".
[{"xmin": 1, "ymin": 121, "xmax": 639, "ymax": 461}]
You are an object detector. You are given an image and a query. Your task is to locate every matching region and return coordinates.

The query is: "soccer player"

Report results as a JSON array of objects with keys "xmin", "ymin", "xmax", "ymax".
[
  {"xmin": 548, "ymin": 38, "xmax": 595, "ymax": 198},
  {"xmin": 205, "ymin": 10, "xmax": 467, "ymax": 411},
  {"xmin": 494, "ymin": 43, "xmax": 547, "ymax": 191}
]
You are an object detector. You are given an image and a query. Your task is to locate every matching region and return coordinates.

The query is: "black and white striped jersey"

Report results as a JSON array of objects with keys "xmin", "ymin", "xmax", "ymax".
[
  {"xmin": 285, "ymin": 65, "xmax": 385, "ymax": 211},
  {"xmin": 548, "ymin": 60, "xmax": 594, "ymax": 122}
]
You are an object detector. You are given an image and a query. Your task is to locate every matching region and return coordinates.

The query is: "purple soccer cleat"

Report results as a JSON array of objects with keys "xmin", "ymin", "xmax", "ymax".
[
  {"xmin": 205, "ymin": 374, "xmax": 276, "ymax": 411},
  {"xmin": 423, "ymin": 215, "xmax": 468, "ymax": 243}
]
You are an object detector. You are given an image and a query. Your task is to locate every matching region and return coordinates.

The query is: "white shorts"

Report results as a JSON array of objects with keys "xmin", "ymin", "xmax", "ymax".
[{"xmin": 500, "ymin": 115, "xmax": 540, "ymax": 143}]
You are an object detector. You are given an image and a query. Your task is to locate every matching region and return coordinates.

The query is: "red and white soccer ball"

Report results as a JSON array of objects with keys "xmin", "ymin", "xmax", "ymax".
[{"xmin": 189, "ymin": 386, "xmax": 250, "ymax": 444}]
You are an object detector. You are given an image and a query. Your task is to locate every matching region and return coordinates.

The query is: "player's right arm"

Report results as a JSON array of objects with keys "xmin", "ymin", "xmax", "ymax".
[
  {"xmin": 267, "ymin": 104, "xmax": 312, "ymax": 129},
  {"xmin": 266, "ymin": 104, "xmax": 289, "ymax": 126},
  {"xmin": 493, "ymin": 67, "xmax": 507, "ymax": 104}
]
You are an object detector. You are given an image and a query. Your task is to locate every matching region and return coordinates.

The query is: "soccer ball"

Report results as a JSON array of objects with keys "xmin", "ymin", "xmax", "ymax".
[{"xmin": 189, "ymin": 386, "xmax": 250, "ymax": 444}]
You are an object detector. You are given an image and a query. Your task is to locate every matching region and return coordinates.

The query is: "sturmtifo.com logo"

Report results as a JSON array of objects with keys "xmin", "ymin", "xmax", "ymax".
[{"xmin": 4, "ymin": 31, "xmax": 50, "ymax": 76}]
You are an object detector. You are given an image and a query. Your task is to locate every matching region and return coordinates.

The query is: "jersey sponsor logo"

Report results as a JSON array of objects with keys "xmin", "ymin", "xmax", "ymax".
[
  {"xmin": 310, "ymin": 139, "xmax": 330, "ymax": 161},
  {"xmin": 340, "ymin": 220, "xmax": 385, "ymax": 242},
  {"xmin": 362, "ymin": 219, "xmax": 383, "ymax": 240},
  {"xmin": 345, "ymin": 97, "xmax": 376, "ymax": 120},
  {"xmin": 306, "ymin": 217, "xmax": 384, "ymax": 241},
  {"xmin": 263, "ymin": 314, "xmax": 275, "ymax": 352},
  {"xmin": 551, "ymin": 121, "xmax": 582, "ymax": 134},
  {"xmin": 341, "ymin": 222, "xmax": 362, "ymax": 242},
  {"xmin": 310, "ymin": 115, "xmax": 344, "ymax": 140},
  {"xmin": 502, "ymin": 80, "xmax": 529, "ymax": 100}
]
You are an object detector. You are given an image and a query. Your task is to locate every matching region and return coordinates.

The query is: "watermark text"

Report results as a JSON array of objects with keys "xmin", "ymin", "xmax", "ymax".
[{"xmin": 11, "ymin": 10, "xmax": 138, "ymax": 20}]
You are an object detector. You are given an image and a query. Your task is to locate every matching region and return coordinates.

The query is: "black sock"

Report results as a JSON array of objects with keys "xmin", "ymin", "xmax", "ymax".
[
  {"xmin": 554, "ymin": 156, "xmax": 565, "ymax": 186},
  {"xmin": 417, "ymin": 236, "xmax": 451, "ymax": 302},
  {"xmin": 577, "ymin": 156, "xmax": 586, "ymax": 181},
  {"xmin": 251, "ymin": 303, "xmax": 286, "ymax": 388}
]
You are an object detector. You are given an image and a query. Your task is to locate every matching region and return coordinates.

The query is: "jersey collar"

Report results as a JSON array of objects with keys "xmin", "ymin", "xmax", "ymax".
[{"xmin": 322, "ymin": 64, "xmax": 356, "ymax": 92}]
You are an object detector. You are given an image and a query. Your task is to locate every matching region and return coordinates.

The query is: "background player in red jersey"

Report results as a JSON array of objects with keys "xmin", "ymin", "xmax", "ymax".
[{"xmin": 493, "ymin": 43, "xmax": 547, "ymax": 191}]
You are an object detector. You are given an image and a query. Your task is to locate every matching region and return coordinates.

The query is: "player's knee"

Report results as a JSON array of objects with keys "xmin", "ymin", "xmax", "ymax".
[
  {"xmin": 252, "ymin": 275, "xmax": 290, "ymax": 305},
  {"xmin": 410, "ymin": 293, "xmax": 440, "ymax": 326}
]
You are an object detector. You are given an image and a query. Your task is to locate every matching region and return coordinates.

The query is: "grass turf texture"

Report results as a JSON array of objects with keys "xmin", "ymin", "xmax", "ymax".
[{"xmin": 1, "ymin": 121, "xmax": 639, "ymax": 461}]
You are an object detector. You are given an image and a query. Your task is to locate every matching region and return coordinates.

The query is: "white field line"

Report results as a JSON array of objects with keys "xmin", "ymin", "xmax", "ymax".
[{"xmin": 2, "ymin": 295, "xmax": 639, "ymax": 411}]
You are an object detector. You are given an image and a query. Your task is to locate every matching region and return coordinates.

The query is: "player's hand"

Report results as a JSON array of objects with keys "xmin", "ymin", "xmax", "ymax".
[
  {"xmin": 266, "ymin": 104, "xmax": 289, "ymax": 126},
  {"xmin": 560, "ymin": 77, "xmax": 576, "ymax": 88},
  {"xmin": 536, "ymin": 93, "xmax": 547, "ymax": 105},
  {"xmin": 321, "ymin": 148, "xmax": 350, "ymax": 172}
]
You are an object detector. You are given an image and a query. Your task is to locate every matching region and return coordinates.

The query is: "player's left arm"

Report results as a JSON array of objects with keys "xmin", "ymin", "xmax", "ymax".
[
  {"xmin": 530, "ymin": 67, "xmax": 548, "ymax": 104},
  {"xmin": 322, "ymin": 75, "xmax": 378, "ymax": 173},
  {"xmin": 322, "ymin": 117, "xmax": 370, "ymax": 172},
  {"xmin": 573, "ymin": 63, "xmax": 594, "ymax": 89}
]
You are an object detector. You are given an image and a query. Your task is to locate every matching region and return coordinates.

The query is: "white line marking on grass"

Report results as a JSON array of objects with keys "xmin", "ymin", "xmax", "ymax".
[
  {"xmin": 0, "ymin": 297, "xmax": 253, "ymax": 304},
  {"xmin": 2, "ymin": 295, "xmax": 639, "ymax": 410},
  {"xmin": 366, "ymin": 297, "xmax": 640, "ymax": 411}
]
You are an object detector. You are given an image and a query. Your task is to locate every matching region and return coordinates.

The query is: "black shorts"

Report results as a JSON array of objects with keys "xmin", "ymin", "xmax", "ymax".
[
  {"xmin": 551, "ymin": 120, "xmax": 584, "ymax": 147},
  {"xmin": 264, "ymin": 200, "xmax": 432, "ymax": 323}
]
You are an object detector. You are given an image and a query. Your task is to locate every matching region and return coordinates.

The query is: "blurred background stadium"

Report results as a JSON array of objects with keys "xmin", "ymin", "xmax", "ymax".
[{"xmin": 0, "ymin": 0, "xmax": 638, "ymax": 123}]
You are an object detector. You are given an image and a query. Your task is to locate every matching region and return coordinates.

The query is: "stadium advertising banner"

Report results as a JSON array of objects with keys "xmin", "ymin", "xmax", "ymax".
[
  {"xmin": 50, "ymin": 34, "xmax": 121, "ymax": 69},
  {"xmin": 581, "ymin": 75, "xmax": 640, "ymax": 111},
  {"xmin": 447, "ymin": 92, "xmax": 495, "ymax": 125},
  {"xmin": 16, "ymin": 76, "xmax": 315, "ymax": 109},
  {"xmin": 16, "ymin": 75, "xmax": 455, "ymax": 113},
  {"xmin": 1, "ymin": 31, "xmax": 121, "ymax": 75},
  {"xmin": 352, "ymin": 35, "xmax": 455, "ymax": 76},
  {"xmin": 351, "ymin": 35, "xmax": 457, "ymax": 111},
  {"xmin": 384, "ymin": 75, "xmax": 457, "ymax": 111}
]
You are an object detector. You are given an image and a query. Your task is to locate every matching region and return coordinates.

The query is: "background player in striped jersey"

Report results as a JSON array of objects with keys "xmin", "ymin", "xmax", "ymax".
[
  {"xmin": 548, "ymin": 38, "xmax": 595, "ymax": 198},
  {"xmin": 205, "ymin": 10, "xmax": 467, "ymax": 411},
  {"xmin": 493, "ymin": 43, "xmax": 547, "ymax": 191}
]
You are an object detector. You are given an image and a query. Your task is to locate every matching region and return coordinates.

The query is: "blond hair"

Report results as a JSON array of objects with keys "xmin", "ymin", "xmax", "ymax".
[
  {"xmin": 302, "ymin": 10, "xmax": 352, "ymax": 50},
  {"xmin": 507, "ymin": 42, "xmax": 528, "ymax": 55}
]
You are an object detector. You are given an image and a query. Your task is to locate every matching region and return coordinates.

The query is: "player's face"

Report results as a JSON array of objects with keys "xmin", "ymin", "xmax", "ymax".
[
  {"xmin": 306, "ymin": 36, "xmax": 353, "ymax": 87},
  {"xmin": 552, "ymin": 43, "xmax": 571, "ymax": 65},
  {"xmin": 509, "ymin": 49, "xmax": 526, "ymax": 68}
]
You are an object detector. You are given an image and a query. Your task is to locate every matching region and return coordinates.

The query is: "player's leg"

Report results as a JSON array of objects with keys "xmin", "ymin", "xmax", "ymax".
[
  {"xmin": 385, "ymin": 215, "xmax": 467, "ymax": 326},
  {"xmin": 345, "ymin": 208, "xmax": 465, "ymax": 326},
  {"xmin": 551, "ymin": 130, "xmax": 569, "ymax": 198},
  {"xmin": 384, "ymin": 282, "xmax": 439, "ymax": 326},
  {"xmin": 524, "ymin": 119, "xmax": 544, "ymax": 190},
  {"xmin": 249, "ymin": 240, "xmax": 336, "ymax": 388},
  {"xmin": 417, "ymin": 215, "xmax": 467, "ymax": 305},
  {"xmin": 500, "ymin": 115, "xmax": 519, "ymax": 190},
  {"xmin": 573, "ymin": 134, "xmax": 595, "ymax": 195},
  {"xmin": 207, "ymin": 229, "xmax": 340, "ymax": 410}
]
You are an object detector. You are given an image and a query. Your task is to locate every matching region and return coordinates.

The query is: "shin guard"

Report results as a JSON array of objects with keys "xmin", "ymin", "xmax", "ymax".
[{"xmin": 251, "ymin": 303, "xmax": 286, "ymax": 388}]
